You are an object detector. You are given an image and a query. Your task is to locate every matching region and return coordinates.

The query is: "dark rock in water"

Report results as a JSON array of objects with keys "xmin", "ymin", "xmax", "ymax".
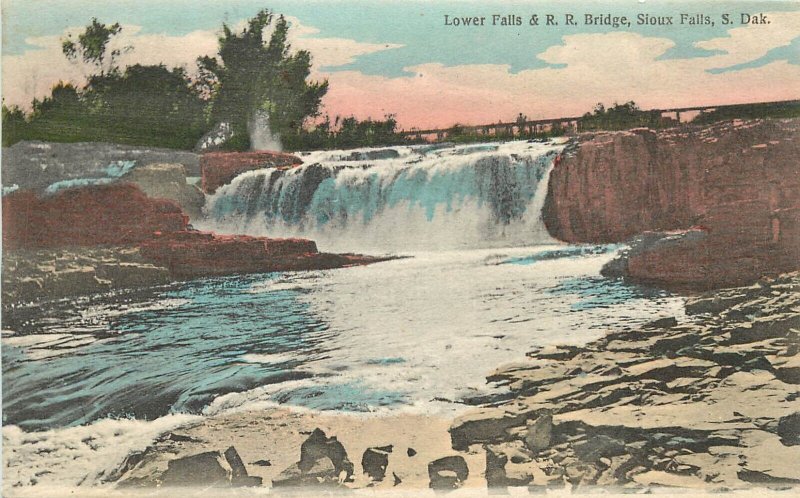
[
  {"xmin": 393, "ymin": 472, "xmax": 402, "ymax": 486},
  {"xmin": 777, "ymin": 412, "xmax": 800, "ymax": 446},
  {"xmin": 161, "ymin": 451, "xmax": 229, "ymax": 487},
  {"xmin": 573, "ymin": 436, "xmax": 627, "ymax": 463},
  {"xmin": 299, "ymin": 428, "xmax": 354, "ymax": 480},
  {"xmin": 252, "ymin": 459, "xmax": 272, "ymax": 467},
  {"xmin": 274, "ymin": 428, "xmax": 354, "ymax": 488},
  {"xmin": 407, "ymin": 447, "xmax": 417, "ymax": 457},
  {"xmin": 524, "ymin": 411, "xmax": 553, "ymax": 453},
  {"xmin": 428, "ymin": 455, "xmax": 469, "ymax": 490},
  {"xmin": 362, "ymin": 446, "xmax": 392, "ymax": 481}
]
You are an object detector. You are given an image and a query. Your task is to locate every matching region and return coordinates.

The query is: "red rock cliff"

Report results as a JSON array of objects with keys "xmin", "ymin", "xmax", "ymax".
[
  {"xmin": 201, "ymin": 151, "xmax": 303, "ymax": 194},
  {"xmin": 2, "ymin": 183, "xmax": 188, "ymax": 249},
  {"xmin": 543, "ymin": 119, "xmax": 800, "ymax": 289}
]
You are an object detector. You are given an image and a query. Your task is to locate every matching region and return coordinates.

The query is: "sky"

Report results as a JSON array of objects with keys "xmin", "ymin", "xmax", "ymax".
[{"xmin": 2, "ymin": 0, "xmax": 799, "ymax": 129}]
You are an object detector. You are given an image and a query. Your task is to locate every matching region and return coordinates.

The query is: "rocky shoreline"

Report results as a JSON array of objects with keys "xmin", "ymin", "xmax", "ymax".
[{"xmin": 84, "ymin": 272, "xmax": 799, "ymax": 494}]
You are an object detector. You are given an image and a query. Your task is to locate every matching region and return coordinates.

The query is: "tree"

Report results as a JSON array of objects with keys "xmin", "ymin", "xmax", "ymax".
[
  {"xmin": 205, "ymin": 9, "xmax": 329, "ymax": 150},
  {"xmin": 62, "ymin": 18, "xmax": 128, "ymax": 79}
]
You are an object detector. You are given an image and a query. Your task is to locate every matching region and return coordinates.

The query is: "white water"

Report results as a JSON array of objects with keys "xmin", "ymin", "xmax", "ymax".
[
  {"xmin": 198, "ymin": 140, "xmax": 564, "ymax": 252},
  {"xmin": 249, "ymin": 108, "xmax": 282, "ymax": 151}
]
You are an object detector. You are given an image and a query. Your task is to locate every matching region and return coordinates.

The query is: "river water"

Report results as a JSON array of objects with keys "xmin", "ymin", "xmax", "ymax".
[{"xmin": 1, "ymin": 140, "xmax": 683, "ymax": 488}]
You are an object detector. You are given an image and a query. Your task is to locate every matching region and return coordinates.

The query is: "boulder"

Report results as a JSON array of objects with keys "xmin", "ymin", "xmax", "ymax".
[
  {"xmin": 485, "ymin": 442, "xmax": 535, "ymax": 488},
  {"xmin": 428, "ymin": 455, "xmax": 469, "ymax": 490},
  {"xmin": 273, "ymin": 429, "xmax": 354, "ymax": 488},
  {"xmin": 362, "ymin": 445, "xmax": 392, "ymax": 481},
  {"xmin": 449, "ymin": 408, "xmax": 531, "ymax": 450},
  {"xmin": 523, "ymin": 411, "xmax": 553, "ymax": 453},
  {"xmin": 777, "ymin": 412, "xmax": 800, "ymax": 446},
  {"xmin": 122, "ymin": 163, "xmax": 205, "ymax": 220},
  {"xmin": 299, "ymin": 428, "xmax": 354, "ymax": 480},
  {"xmin": 200, "ymin": 151, "xmax": 302, "ymax": 194},
  {"xmin": 160, "ymin": 451, "xmax": 229, "ymax": 488}
]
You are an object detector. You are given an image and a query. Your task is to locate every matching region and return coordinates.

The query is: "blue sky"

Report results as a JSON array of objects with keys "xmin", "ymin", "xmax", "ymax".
[{"xmin": 3, "ymin": 0, "xmax": 799, "ymax": 127}]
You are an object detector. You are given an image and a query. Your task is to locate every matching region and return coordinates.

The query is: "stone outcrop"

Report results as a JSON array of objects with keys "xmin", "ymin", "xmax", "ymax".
[
  {"xmin": 2, "ymin": 140, "xmax": 200, "ymax": 191},
  {"xmin": 138, "ymin": 231, "xmax": 387, "ymax": 279},
  {"xmin": 2, "ymin": 184, "xmax": 188, "ymax": 249},
  {"xmin": 448, "ymin": 271, "xmax": 800, "ymax": 491},
  {"xmin": 1, "ymin": 247, "xmax": 171, "ymax": 305},
  {"xmin": 273, "ymin": 428, "xmax": 355, "ymax": 488},
  {"xmin": 122, "ymin": 163, "xmax": 205, "ymax": 220},
  {"xmin": 544, "ymin": 119, "xmax": 800, "ymax": 289},
  {"xmin": 200, "ymin": 151, "xmax": 303, "ymax": 194}
]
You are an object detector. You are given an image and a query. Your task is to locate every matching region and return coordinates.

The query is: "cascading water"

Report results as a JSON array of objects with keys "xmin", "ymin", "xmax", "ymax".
[{"xmin": 199, "ymin": 140, "xmax": 565, "ymax": 252}]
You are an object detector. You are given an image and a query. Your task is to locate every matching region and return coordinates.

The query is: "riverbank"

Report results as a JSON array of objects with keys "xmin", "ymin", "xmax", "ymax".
[{"xmin": 64, "ymin": 271, "xmax": 797, "ymax": 494}]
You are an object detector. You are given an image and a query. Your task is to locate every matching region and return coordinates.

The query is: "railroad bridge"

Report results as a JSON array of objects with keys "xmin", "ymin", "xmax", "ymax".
[{"xmin": 397, "ymin": 99, "xmax": 799, "ymax": 142}]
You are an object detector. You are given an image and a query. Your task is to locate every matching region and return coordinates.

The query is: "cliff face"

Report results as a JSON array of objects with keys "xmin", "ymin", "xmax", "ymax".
[
  {"xmin": 543, "ymin": 119, "xmax": 800, "ymax": 289},
  {"xmin": 200, "ymin": 151, "xmax": 303, "ymax": 194},
  {"xmin": 2, "ymin": 183, "xmax": 188, "ymax": 249}
]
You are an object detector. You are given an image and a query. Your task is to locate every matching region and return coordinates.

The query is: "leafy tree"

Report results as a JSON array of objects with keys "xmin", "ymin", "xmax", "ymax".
[
  {"xmin": 205, "ymin": 9, "xmax": 329, "ymax": 150},
  {"xmin": 2, "ymin": 103, "xmax": 29, "ymax": 146},
  {"xmin": 62, "ymin": 18, "xmax": 128, "ymax": 78}
]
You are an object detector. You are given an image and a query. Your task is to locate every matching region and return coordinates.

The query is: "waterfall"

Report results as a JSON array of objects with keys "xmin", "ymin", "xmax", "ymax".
[
  {"xmin": 199, "ymin": 141, "xmax": 564, "ymax": 252},
  {"xmin": 249, "ymin": 109, "xmax": 282, "ymax": 151}
]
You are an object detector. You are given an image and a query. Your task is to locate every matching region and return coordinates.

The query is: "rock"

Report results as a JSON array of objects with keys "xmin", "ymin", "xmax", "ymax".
[
  {"xmin": 138, "ymin": 231, "xmax": 318, "ymax": 278},
  {"xmin": 2, "ymin": 140, "xmax": 200, "ymax": 191},
  {"xmin": 524, "ymin": 411, "xmax": 553, "ymax": 453},
  {"xmin": 2, "ymin": 184, "xmax": 188, "ymax": 250},
  {"xmin": 362, "ymin": 446, "xmax": 392, "ymax": 482},
  {"xmin": 644, "ymin": 317, "xmax": 679, "ymax": 329},
  {"xmin": 449, "ymin": 408, "xmax": 531, "ymax": 450},
  {"xmin": 200, "ymin": 151, "xmax": 302, "ymax": 194},
  {"xmin": 428, "ymin": 455, "xmax": 469, "ymax": 490},
  {"xmin": 573, "ymin": 436, "xmax": 627, "ymax": 463},
  {"xmin": 485, "ymin": 443, "xmax": 535, "ymax": 488},
  {"xmin": 777, "ymin": 412, "xmax": 800, "ymax": 446},
  {"xmin": 123, "ymin": 163, "xmax": 205, "ymax": 220},
  {"xmin": 407, "ymin": 447, "xmax": 417, "ymax": 457},
  {"xmin": 272, "ymin": 458, "xmax": 339, "ymax": 488},
  {"xmin": 223, "ymin": 446, "xmax": 261, "ymax": 486},
  {"xmin": 272, "ymin": 429, "xmax": 354, "ymax": 488},
  {"xmin": 550, "ymin": 120, "xmax": 800, "ymax": 290},
  {"xmin": 564, "ymin": 461, "xmax": 600, "ymax": 486},
  {"xmin": 298, "ymin": 428, "xmax": 354, "ymax": 481},
  {"xmin": 161, "ymin": 451, "xmax": 229, "ymax": 487},
  {"xmin": 2, "ymin": 247, "xmax": 171, "ymax": 304}
]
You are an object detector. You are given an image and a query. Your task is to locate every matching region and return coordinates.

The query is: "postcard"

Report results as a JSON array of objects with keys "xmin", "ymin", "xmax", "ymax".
[{"xmin": 2, "ymin": 0, "xmax": 799, "ymax": 495}]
